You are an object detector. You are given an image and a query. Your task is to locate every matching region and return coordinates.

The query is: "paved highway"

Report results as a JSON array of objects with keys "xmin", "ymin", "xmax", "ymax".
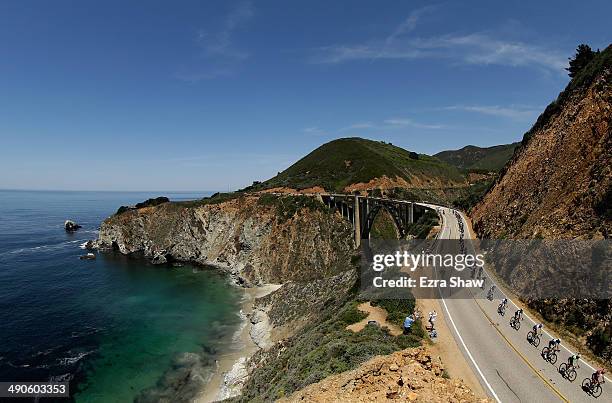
[{"xmin": 418, "ymin": 203, "xmax": 610, "ymax": 403}]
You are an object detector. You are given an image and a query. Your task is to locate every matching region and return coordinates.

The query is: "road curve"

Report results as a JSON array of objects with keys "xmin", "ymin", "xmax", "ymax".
[{"xmin": 418, "ymin": 203, "xmax": 610, "ymax": 403}]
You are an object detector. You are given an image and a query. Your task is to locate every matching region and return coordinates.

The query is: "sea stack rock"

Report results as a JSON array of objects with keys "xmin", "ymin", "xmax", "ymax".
[{"xmin": 65, "ymin": 220, "xmax": 82, "ymax": 232}]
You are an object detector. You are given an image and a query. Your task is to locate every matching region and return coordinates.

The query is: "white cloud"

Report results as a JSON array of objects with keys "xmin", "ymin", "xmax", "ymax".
[
  {"xmin": 302, "ymin": 126, "xmax": 326, "ymax": 136},
  {"xmin": 383, "ymin": 118, "xmax": 445, "ymax": 130},
  {"xmin": 383, "ymin": 5, "xmax": 436, "ymax": 46},
  {"xmin": 310, "ymin": 118, "xmax": 444, "ymax": 136},
  {"xmin": 442, "ymin": 104, "xmax": 540, "ymax": 120},
  {"xmin": 197, "ymin": 1, "xmax": 254, "ymax": 60},
  {"xmin": 338, "ymin": 122, "xmax": 376, "ymax": 132},
  {"xmin": 177, "ymin": 1, "xmax": 254, "ymax": 81},
  {"xmin": 311, "ymin": 10, "xmax": 567, "ymax": 73}
]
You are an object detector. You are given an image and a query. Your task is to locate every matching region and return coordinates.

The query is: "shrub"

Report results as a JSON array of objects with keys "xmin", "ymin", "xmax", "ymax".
[{"xmin": 236, "ymin": 298, "xmax": 424, "ymax": 402}]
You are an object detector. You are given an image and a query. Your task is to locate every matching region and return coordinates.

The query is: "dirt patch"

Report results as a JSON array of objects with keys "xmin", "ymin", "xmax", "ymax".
[
  {"xmin": 257, "ymin": 187, "xmax": 297, "ymax": 194},
  {"xmin": 346, "ymin": 302, "xmax": 403, "ymax": 336},
  {"xmin": 299, "ymin": 186, "xmax": 326, "ymax": 194},
  {"xmin": 344, "ymin": 174, "xmax": 466, "ymax": 194},
  {"xmin": 416, "ymin": 298, "xmax": 487, "ymax": 399}
]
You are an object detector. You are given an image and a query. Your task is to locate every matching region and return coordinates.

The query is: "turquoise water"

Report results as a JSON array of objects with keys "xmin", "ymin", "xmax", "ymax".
[{"xmin": 0, "ymin": 190, "xmax": 242, "ymax": 402}]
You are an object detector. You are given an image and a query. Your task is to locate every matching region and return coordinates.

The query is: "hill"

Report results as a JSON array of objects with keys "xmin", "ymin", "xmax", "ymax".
[
  {"xmin": 434, "ymin": 142, "xmax": 520, "ymax": 172},
  {"xmin": 470, "ymin": 44, "xmax": 612, "ymax": 362},
  {"xmin": 471, "ymin": 45, "xmax": 611, "ymax": 239},
  {"xmin": 258, "ymin": 137, "xmax": 466, "ymax": 193}
]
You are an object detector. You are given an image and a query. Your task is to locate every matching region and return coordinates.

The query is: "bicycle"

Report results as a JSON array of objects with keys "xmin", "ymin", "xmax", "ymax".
[
  {"xmin": 581, "ymin": 377, "xmax": 604, "ymax": 398},
  {"xmin": 527, "ymin": 330, "xmax": 541, "ymax": 347},
  {"xmin": 541, "ymin": 346, "xmax": 558, "ymax": 364},
  {"xmin": 510, "ymin": 316, "xmax": 521, "ymax": 330},
  {"xmin": 559, "ymin": 363, "xmax": 578, "ymax": 382},
  {"xmin": 497, "ymin": 303, "xmax": 506, "ymax": 316},
  {"xmin": 487, "ymin": 288, "xmax": 495, "ymax": 301}
]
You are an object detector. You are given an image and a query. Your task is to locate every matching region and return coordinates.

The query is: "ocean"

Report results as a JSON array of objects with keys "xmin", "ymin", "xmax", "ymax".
[{"xmin": 0, "ymin": 190, "xmax": 242, "ymax": 402}]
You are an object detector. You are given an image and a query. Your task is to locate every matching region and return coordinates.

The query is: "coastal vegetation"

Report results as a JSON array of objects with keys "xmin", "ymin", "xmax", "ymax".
[
  {"xmin": 115, "ymin": 196, "xmax": 170, "ymax": 215},
  {"xmin": 405, "ymin": 209, "xmax": 439, "ymax": 239},
  {"xmin": 434, "ymin": 143, "xmax": 520, "ymax": 172},
  {"xmin": 234, "ymin": 297, "xmax": 423, "ymax": 402},
  {"xmin": 257, "ymin": 193, "xmax": 330, "ymax": 222},
  {"xmin": 452, "ymin": 177, "xmax": 496, "ymax": 212}
]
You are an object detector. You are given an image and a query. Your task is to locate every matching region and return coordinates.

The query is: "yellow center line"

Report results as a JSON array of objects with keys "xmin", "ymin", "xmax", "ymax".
[{"xmin": 471, "ymin": 297, "xmax": 570, "ymax": 403}]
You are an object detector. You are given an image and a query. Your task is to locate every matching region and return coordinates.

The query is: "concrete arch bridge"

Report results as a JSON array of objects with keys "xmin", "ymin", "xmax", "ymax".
[{"xmin": 318, "ymin": 194, "xmax": 435, "ymax": 246}]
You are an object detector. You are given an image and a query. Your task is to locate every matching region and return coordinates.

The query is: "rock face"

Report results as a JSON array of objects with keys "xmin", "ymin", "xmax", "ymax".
[
  {"xmin": 471, "ymin": 49, "xmax": 611, "ymax": 239},
  {"xmin": 95, "ymin": 195, "xmax": 354, "ymax": 285},
  {"xmin": 279, "ymin": 347, "xmax": 489, "ymax": 403},
  {"xmin": 470, "ymin": 46, "xmax": 612, "ymax": 361}
]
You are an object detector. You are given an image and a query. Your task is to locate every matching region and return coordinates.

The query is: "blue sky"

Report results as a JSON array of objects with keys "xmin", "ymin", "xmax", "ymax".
[{"xmin": 0, "ymin": 1, "xmax": 609, "ymax": 191}]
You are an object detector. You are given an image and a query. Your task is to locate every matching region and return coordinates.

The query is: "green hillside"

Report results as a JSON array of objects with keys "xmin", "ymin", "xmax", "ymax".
[
  {"xmin": 434, "ymin": 142, "xmax": 520, "ymax": 172},
  {"xmin": 257, "ymin": 137, "xmax": 465, "ymax": 192}
]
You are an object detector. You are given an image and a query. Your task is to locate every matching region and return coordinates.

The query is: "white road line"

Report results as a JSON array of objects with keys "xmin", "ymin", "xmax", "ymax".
[
  {"xmin": 454, "ymin": 210, "xmax": 612, "ymax": 383},
  {"xmin": 435, "ymin": 211, "xmax": 503, "ymax": 403},
  {"xmin": 440, "ymin": 296, "xmax": 502, "ymax": 403}
]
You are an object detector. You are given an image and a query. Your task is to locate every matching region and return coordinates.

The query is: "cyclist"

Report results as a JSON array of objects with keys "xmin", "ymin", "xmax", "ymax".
[
  {"xmin": 532, "ymin": 323, "xmax": 543, "ymax": 335},
  {"xmin": 567, "ymin": 354, "xmax": 580, "ymax": 369},
  {"xmin": 514, "ymin": 308, "xmax": 523, "ymax": 321},
  {"xmin": 591, "ymin": 368, "xmax": 606, "ymax": 386},
  {"xmin": 549, "ymin": 338, "xmax": 561, "ymax": 352}
]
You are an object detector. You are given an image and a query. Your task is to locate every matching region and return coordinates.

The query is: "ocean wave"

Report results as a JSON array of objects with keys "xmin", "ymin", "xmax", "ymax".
[
  {"xmin": 50, "ymin": 372, "xmax": 73, "ymax": 382},
  {"xmin": 7, "ymin": 361, "xmax": 31, "ymax": 368},
  {"xmin": 34, "ymin": 348, "xmax": 57, "ymax": 357},
  {"xmin": 58, "ymin": 350, "xmax": 94, "ymax": 366},
  {"xmin": 0, "ymin": 239, "xmax": 89, "ymax": 257}
]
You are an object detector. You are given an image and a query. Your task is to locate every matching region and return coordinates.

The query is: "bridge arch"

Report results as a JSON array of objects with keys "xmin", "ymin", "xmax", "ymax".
[{"xmin": 361, "ymin": 203, "xmax": 406, "ymax": 240}]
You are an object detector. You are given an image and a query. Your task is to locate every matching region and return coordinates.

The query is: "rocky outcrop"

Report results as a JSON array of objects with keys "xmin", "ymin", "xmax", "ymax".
[
  {"xmin": 279, "ymin": 347, "xmax": 489, "ymax": 403},
  {"xmin": 95, "ymin": 195, "xmax": 354, "ymax": 285},
  {"xmin": 470, "ymin": 46, "xmax": 612, "ymax": 362},
  {"xmin": 65, "ymin": 220, "xmax": 82, "ymax": 232},
  {"xmin": 471, "ymin": 49, "xmax": 611, "ymax": 239}
]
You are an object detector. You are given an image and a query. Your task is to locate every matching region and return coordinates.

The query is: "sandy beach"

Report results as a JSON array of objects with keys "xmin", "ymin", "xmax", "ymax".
[{"xmin": 196, "ymin": 283, "xmax": 281, "ymax": 403}]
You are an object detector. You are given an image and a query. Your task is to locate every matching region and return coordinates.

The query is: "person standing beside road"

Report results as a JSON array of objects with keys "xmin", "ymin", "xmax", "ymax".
[
  {"xmin": 428, "ymin": 310, "xmax": 437, "ymax": 329},
  {"xmin": 403, "ymin": 315, "xmax": 415, "ymax": 335}
]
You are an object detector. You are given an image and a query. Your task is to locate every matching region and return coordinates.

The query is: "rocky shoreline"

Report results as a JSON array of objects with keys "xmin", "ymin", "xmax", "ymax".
[{"xmin": 197, "ymin": 284, "xmax": 281, "ymax": 402}]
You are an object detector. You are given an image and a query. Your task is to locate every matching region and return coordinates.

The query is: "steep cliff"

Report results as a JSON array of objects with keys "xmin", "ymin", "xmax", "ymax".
[
  {"xmin": 470, "ymin": 45, "xmax": 612, "ymax": 362},
  {"xmin": 96, "ymin": 194, "xmax": 354, "ymax": 285},
  {"xmin": 472, "ymin": 46, "xmax": 612, "ymax": 239}
]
